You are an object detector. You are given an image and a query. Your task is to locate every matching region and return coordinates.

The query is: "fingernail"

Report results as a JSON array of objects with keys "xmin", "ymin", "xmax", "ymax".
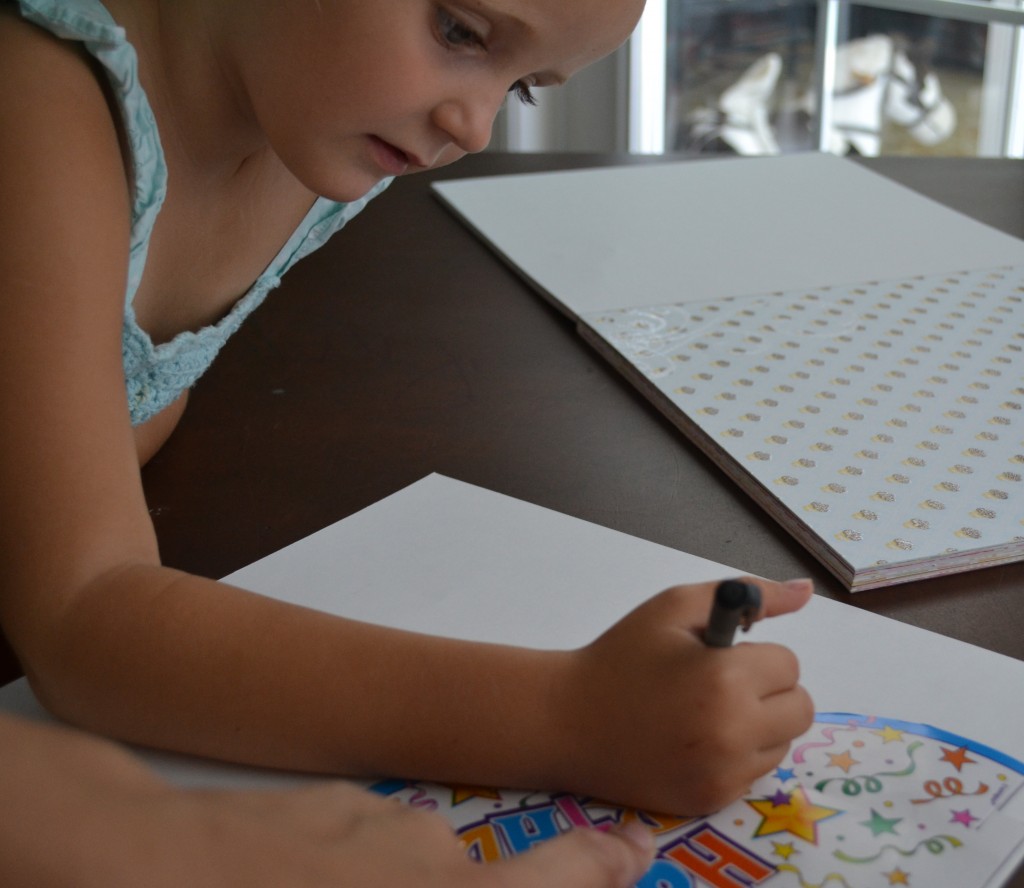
[
  {"xmin": 611, "ymin": 820, "xmax": 655, "ymax": 854},
  {"xmin": 783, "ymin": 578, "xmax": 814, "ymax": 594}
]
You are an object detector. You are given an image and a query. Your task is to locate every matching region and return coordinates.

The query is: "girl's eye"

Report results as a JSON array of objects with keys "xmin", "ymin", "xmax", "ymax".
[
  {"xmin": 435, "ymin": 7, "xmax": 536, "ymax": 106},
  {"xmin": 436, "ymin": 8, "xmax": 483, "ymax": 49},
  {"xmin": 508, "ymin": 81, "xmax": 537, "ymax": 106}
]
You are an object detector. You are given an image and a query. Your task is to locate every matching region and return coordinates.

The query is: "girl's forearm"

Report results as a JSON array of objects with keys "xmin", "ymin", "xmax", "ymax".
[{"xmin": 23, "ymin": 562, "xmax": 573, "ymax": 789}]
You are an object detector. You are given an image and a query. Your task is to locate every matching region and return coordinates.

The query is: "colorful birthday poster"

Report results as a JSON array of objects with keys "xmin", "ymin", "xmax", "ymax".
[{"xmin": 371, "ymin": 712, "xmax": 1024, "ymax": 888}]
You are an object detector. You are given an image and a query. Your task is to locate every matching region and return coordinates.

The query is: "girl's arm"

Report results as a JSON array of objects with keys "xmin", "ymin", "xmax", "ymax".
[
  {"xmin": 0, "ymin": 18, "xmax": 566, "ymax": 791},
  {"xmin": 0, "ymin": 13, "xmax": 812, "ymax": 816},
  {"xmin": 0, "ymin": 711, "xmax": 655, "ymax": 887}
]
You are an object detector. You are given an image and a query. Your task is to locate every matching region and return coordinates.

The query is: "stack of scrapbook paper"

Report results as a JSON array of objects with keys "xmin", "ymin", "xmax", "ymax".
[
  {"xmin": 433, "ymin": 154, "xmax": 1024, "ymax": 589},
  {"xmin": 579, "ymin": 264, "xmax": 1024, "ymax": 590}
]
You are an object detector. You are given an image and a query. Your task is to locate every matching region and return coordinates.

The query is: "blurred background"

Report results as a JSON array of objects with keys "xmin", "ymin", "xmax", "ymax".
[{"xmin": 492, "ymin": 0, "xmax": 1024, "ymax": 158}]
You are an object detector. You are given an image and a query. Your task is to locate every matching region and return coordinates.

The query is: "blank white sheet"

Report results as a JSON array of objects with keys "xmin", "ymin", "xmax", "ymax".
[{"xmin": 432, "ymin": 153, "xmax": 1024, "ymax": 318}]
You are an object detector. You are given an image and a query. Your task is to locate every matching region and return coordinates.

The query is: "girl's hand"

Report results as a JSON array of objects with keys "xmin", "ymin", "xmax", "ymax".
[
  {"xmin": 181, "ymin": 783, "xmax": 655, "ymax": 888},
  {"xmin": 552, "ymin": 578, "xmax": 815, "ymax": 815},
  {"xmin": 2, "ymin": 711, "xmax": 654, "ymax": 888}
]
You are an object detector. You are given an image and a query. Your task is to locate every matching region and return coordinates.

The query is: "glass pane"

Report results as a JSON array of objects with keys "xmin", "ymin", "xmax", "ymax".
[
  {"xmin": 829, "ymin": 8, "xmax": 988, "ymax": 157},
  {"xmin": 666, "ymin": 0, "xmax": 819, "ymax": 155},
  {"xmin": 664, "ymin": 0, "xmax": 1018, "ymax": 157}
]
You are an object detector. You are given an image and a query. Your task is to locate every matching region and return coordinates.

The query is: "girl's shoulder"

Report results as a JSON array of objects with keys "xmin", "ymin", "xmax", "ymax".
[
  {"xmin": 0, "ymin": 3, "xmax": 111, "ymax": 101},
  {"xmin": 5, "ymin": 0, "xmax": 121, "ymax": 40},
  {"xmin": 0, "ymin": 1, "xmax": 129, "ymax": 184},
  {"xmin": 0, "ymin": 1, "xmax": 131, "ymax": 266}
]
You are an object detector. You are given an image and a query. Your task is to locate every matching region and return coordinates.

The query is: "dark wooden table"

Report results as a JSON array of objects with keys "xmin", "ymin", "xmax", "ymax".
[
  {"xmin": 143, "ymin": 152, "xmax": 1024, "ymax": 656},
  {"xmin": 4, "ymin": 150, "xmax": 1023, "ymax": 881}
]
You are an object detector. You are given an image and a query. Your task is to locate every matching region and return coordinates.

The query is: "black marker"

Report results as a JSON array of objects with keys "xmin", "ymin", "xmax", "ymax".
[{"xmin": 704, "ymin": 580, "xmax": 762, "ymax": 648}]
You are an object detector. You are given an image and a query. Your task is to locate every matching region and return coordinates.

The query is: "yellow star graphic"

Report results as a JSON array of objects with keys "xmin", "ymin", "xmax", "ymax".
[
  {"xmin": 450, "ymin": 786, "xmax": 503, "ymax": 806},
  {"xmin": 872, "ymin": 725, "xmax": 906, "ymax": 743},
  {"xmin": 747, "ymin": 786, "xmax": 842, "ymax": 844},
  {"xmin": 771, "ymin": 841, "xmax": 798, "ymax": 860},
  {"xmin": 885, "ymin": 866, "xmax": 911, "ymax": 885},
  {"xmin": 827, "ymin": 750, "xmax": 860, "ymax": 773}
]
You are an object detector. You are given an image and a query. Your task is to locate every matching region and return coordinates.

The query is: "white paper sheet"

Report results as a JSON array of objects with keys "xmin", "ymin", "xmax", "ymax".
[
  {"xmin": 226, "ymin": 475, "xmax": 1024, "ymax": 746},
  {"xmin": 432, "ymin": 153, "xmax": 1024, "ymax": 319}
]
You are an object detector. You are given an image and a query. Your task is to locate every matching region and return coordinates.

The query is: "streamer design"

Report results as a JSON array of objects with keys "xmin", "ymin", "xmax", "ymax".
[{"xmin": 369, "ymin": 712, "xmax": 1024, "ymax": 887}]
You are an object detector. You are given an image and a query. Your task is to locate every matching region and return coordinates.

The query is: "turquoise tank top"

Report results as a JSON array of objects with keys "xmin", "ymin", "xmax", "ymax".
[{"xmin": 16, "ymin": 0, "xmax": 390, "ymax": 425}]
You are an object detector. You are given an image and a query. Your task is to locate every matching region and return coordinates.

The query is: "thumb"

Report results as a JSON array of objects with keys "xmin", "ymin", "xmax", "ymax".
[{"xmin": 489, "ymin": 824, "xmax": 655, "ymax": 888}]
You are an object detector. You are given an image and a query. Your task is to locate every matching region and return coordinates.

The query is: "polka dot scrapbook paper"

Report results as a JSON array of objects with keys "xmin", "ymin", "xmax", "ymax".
[
  {"xmin": 369, "ymin": 713, "xmax": 1024, "ymax": 888},
  {"xmin": 579, "ymin": 265, "xmax": 1024, "ymax": 591}
]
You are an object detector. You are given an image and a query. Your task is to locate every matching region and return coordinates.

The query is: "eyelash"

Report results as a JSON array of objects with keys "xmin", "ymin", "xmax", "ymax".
[
  {"xmin": 435, "ymin": 8, "xmax": 537, "ymax": 107},
  {"xmin": 508, "ymin": 81, "xmax": 537, "ymax": 107}
]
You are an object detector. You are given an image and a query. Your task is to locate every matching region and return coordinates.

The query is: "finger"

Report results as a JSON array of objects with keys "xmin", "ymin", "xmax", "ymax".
[
  {"xmin": 489, "ymin": 824, "xmax": 654, "ymax": 888},
  {"xmin": 641, "ymin": 576, "xmax": 811, "ymax": 636},
  {"xmin": 761, "ymin": 577, "xmax": 815, "ymax": 618},
  {"xmin": 755, "ymin": 577, "xmax": 814, "ymax": 619},
  {"xmin": 731, "ymin": 641, "xmax": 802, "ymax": 695},
  {"xmin": 743, "ymin": 741, "xmax": 800, "ymax": 788},
  {"xmin": 754, "ymin": 686, "xmax": 816, "ymax": 750}
]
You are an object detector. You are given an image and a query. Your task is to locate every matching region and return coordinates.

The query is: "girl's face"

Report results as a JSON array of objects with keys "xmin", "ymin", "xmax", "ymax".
[{"xmin": 221, "ymin": 0, "xmax": 645, "ymax": 201}]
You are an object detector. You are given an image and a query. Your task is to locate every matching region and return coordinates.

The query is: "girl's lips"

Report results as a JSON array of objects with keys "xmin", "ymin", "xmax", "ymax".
[{"xmin": 368, "ymin": 136, "xmax": 411, "ymax": 175}]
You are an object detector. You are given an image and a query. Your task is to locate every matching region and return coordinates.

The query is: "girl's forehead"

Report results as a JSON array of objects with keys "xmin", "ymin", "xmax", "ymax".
[
  {"xmin": 520, "ymin": 0, "xmax": 643, "ymax": 34},
  {"xmin": 496, "ymin": 0, "xmax": 645, "ymax": 74}
]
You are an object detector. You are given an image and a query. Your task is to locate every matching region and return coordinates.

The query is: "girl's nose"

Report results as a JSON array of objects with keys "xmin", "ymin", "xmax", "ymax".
[{"xmin": 431, "ymin": 93, "xmax": 500, "ymax": 155}]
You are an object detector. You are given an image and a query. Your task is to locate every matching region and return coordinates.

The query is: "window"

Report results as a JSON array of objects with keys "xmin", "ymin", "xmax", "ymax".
[{"xmin": 630, "ymin": 0, "xmax": 1024, "ymax": 157}]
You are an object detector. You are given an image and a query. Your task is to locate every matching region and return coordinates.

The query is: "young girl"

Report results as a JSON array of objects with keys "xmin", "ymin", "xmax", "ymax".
[{"xmin": 0, "ymin": 0, "xmax": 814, "ymax": 852}]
